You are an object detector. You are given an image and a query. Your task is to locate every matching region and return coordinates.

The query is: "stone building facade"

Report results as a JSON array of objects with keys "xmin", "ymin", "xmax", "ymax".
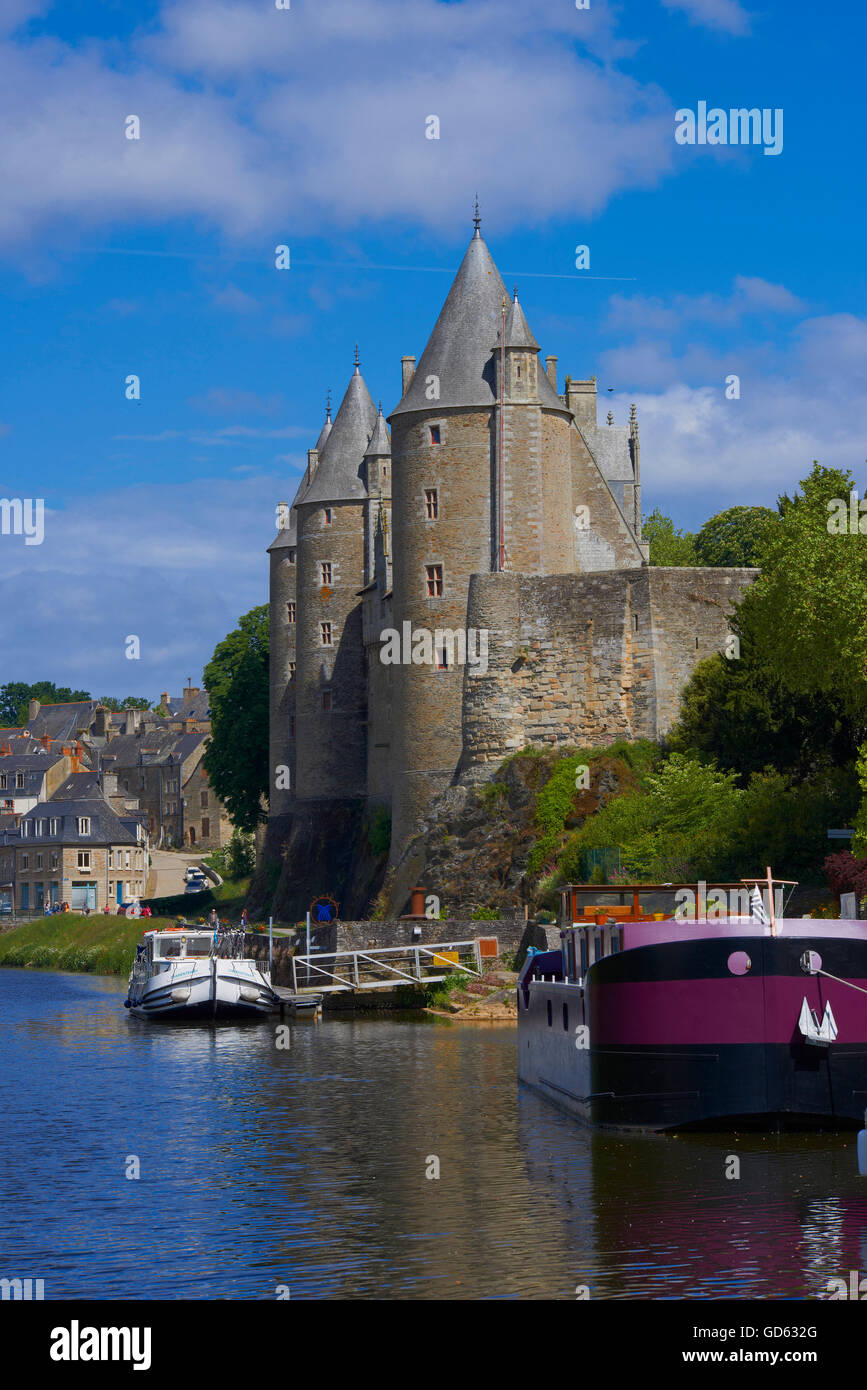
[{"xmin": 268, "ymin": 217, "xmax": 757, "ymax": 884}]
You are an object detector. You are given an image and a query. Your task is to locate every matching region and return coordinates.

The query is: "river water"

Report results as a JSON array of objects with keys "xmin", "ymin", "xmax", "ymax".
[{"xmin": 1, "ymin": 968, "xmax": 866, "ymax": 1300}]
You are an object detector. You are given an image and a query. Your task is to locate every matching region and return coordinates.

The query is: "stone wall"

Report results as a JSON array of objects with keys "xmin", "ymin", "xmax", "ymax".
[{"xmin": 461, "ymin": 565, "xmax": 758, "ymax": 767}]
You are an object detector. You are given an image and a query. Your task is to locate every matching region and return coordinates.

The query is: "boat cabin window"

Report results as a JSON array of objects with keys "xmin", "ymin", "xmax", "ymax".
[
  {"xmin": 562, "ymin": 1003, "xmax": 569, "ymax": 1032},
  {"xmin": 547, "ymin": 1000, "xmax": 552, "ymax": 1028},
  {"xmin": 185, "ymin": 935, "xmax": 213, "ymax": 957}
]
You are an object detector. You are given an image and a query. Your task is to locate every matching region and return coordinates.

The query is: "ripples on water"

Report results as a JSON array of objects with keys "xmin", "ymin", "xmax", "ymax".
[{"xmin": 1, "ymin": 969, "xmax": 866, "ymax": 1299}]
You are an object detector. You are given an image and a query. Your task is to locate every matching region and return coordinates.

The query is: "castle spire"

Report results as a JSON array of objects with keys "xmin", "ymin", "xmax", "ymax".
[
  {"xmin": 473, "ymin": 192, "xmax": 481, "ymax": 238},
  {"xmin": 326, "ymin": 388, "xmax": 332, "ymax": 421},
  {"xmin": 353, "ymin": 344, "xmax": 360, "ymax": 373}
]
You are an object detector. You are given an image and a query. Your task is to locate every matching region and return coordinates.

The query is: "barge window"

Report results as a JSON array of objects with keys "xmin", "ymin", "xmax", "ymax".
[
  {"xmin": 547, "ymin": 1000, "xmax": 552, "ymax": 1028},
  {"xmin": 563, "ymin": 1003, "xmax": 569, "ymax": 1032}
]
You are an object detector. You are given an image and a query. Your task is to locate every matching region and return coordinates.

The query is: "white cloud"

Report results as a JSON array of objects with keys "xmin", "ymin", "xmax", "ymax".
[
  {"xmin": 659, "ymin": 0, "xmax": 752, "ymax": 36},
  {"xmin": 0, "ymin": 475, "xmax": 281, "ymax": 691},
  {"xmin": 0, "ymin": 0, "xmax": 681, "ymax": 252}
]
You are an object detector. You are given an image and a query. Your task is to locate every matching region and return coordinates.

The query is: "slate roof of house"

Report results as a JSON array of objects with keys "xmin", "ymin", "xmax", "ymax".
[
  {"xmin": 0, "ymin": 754, "xmax": 63, "ymax": 796},
  {"xmin": 163, "ymin": 690, "xmax": 211, "ymax": 721},
  {"xmin": 100, "ymin": 731, "xmax": 206, "ymax": 769},
  {"xmin": 26, "ymin": 701, "xmax": 101, "ymax": 742},
  {"xmin": 302, "ymin": 366, "xmax": 378, "ymax": 505},
  {"xmin": 22, "ymin": 788, "xmax": 139, "ymax": 844}
]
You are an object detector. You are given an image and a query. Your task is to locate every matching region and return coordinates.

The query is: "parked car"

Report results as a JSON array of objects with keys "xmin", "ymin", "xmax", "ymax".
[{"xmin": 184, "ymin": 881, "xmax": 207, "ymax": 894}]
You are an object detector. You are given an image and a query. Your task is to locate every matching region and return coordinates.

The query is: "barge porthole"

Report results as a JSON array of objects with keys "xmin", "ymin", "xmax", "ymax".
[{"xmin": 727, "ymin": 950, "xmax": 751, "ymax": 975}]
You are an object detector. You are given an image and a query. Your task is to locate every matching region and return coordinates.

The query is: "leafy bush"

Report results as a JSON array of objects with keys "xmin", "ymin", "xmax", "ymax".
[{"xmin": 365, "ymin": 807, "xmax": 392, "ymax": 857}]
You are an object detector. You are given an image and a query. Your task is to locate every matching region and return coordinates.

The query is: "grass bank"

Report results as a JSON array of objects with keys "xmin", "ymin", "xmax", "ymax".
[{"xmin": 0, "ymin": 913, "xmax": 176, "ymax": 975}]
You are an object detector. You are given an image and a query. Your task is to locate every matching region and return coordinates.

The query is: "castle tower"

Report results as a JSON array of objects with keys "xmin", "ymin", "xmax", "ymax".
[
  {"xmin": 267, "ymin": 399, "xmax": 331, "ymax": 817},
  {"xmin": 490, "ymin": 287, "xmax": 574, "ymax": 574},
  {"xmin": 361, "ymin": 405, "xmax": 394, "ymax": 805},
  {"xmin": 386, "ymin": 218, "xmax": 508, "ymax": 854},
  {"xmin": 294, "ymin": 354, "xmax": 377, "ymax": 802}
]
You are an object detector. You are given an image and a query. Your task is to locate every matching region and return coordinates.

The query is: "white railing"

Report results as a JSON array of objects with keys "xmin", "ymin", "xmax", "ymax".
[{"xmin": 291, "ymin": 940, "xmax": 482, "ymax": 993}]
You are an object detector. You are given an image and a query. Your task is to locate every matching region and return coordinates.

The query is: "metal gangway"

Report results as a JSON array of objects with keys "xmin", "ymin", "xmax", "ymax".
[{"xmin": 291, "ymin": 940, "xmax": 483, "ymax": 994}]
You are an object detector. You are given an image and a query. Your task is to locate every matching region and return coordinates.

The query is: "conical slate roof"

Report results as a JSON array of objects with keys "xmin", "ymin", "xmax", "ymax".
[
  {"xmin": 364, "ymin": 404, "xmax": 391, "ymax": 457},
  {"xmin": 494, "ymin": 291, "xmax": 539, "ymax": 351},
  {"xmin": 390, "ymin": 230, "xmax": 509, "ymax": 416},
  {"xmin": 314, "ymin": 406, "xmax": 333, "ymax": 454},
  {"xmin": 267, "ymin": 405, "xmax": 332, "ymax": 550},
  {"xmin": 302, "ymin": 366, "xmax": 377, "ymax": 505}
]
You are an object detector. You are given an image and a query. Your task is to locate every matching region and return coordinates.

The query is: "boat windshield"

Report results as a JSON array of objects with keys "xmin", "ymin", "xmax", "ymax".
[{"xmin": 153, "ymin": 933, "xmax": 212, "ymax": 960}]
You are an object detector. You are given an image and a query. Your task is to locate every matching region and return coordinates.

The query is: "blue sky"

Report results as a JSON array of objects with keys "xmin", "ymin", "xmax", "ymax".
[{"xmin": 0, "ymin": 0, "xmax": 864, "ymax": 698}]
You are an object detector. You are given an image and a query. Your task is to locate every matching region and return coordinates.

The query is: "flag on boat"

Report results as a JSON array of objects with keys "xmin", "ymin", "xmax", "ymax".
[{"xmin": 750, "ymin": 884, "xmax": 769, "ymax": 925}]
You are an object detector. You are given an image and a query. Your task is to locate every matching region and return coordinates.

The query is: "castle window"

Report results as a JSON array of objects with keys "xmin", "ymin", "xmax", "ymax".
[
  {"xmin": 322, "ymin": 691, "xmax": 332, "ymax": 712},
  {"xmin": 324, "ymin": 508, "xmax": 333, "ymax": 525},
  {"xmin": 429, "ymin": 425, "xmax": 441, "ymax": 445},
  {"xmin": 287, "ymin": 601, "xmax": 296, "ymax": 623},
  {"xmin": 288, "ymin": 662, "xmax": 296, "ymax": 682},
  {"xmin": 320, "ymin": 562, "xmax": 332, "ymax": 585},
  {"xmin": 426, "ymin": 564, "xmax": 443, "ymax": 597},
  {"xmin": 382, "ymin": 464, "xmax": 387, "ymax": 479},
  {"xmin": 633, "ymin": 614, "xmax": 638, "ymax": 631},
  {"xmin": 320, "ymin": 622, "xmax": 333, "ymax": 646},
  {"xmin": 289, "ymin": 549, "xmax": 296, "ymax": 564},
  {"xmin": 425, "ymin": 489, "xmax": 438, "ymax": 520},
  {"xmin": 436, "ymin": 644, "xmax": 449, "ymax": 670}
]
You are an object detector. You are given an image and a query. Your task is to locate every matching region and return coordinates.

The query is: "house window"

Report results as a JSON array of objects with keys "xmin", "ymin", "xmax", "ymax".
[
  {"xmin": 21, "ymin": 854, "xmax": 29, "ymax": 870},
  {"xmin": 429, "ymin": 425, "xmax": 441, "ymax": 445},
  {"xmin": 77, "ymin": 852, "xmax": 91, "ymax": 870},
  {"xmin": 0, "ymin": 774, "xmax": 6, "ymax": 789},
  {"xmin": 50, "ymin": 818, "xmax": 59, "ymax": 835},
  {"xmin": 289, "ymin": 548, "xmax": 296, "ymax": 564},
  {"xmin": 322, "ymin": 691, "xmax": 332, "ymax": 712},
  {"xmin": 15, "ymin": 773, "xmax": 24, "ymax": 789},
  {"xmin": 200, "ymin": 792, "xmax": 208, "ymax": 808},
  {"xmin": 36, "ymin": 853, "xmax": 43, "ymax": 870},
  {"xmin": 320, "ymin": 562, "xmax": 332, "ymax": 585},
  {"xmin": 51, "ymin": 852, "xmax": 58, "ymax": 870},
  {"xmin": 77, "ymin": 817, "xmax": 91, "ymax": 836},
  {"xmin": 425, "ymin": 564, "xmax": 443, "ymax": 597},
  {"xmin": 125, "ymin": 851, "xmax": 130, "ymax": 868},
  {"xmin": 320, "ymin": 622, "xmax": 332, "ymax": 646},
  {"xmin": 287, "ymin": 601, "xmax": 296, "ymax": 623},
  {"xmin": 425, "ymin": 488, "xmax": 438, "ymax": 519},
  {"xmin": 324, "ymin": 508, "xmax": 333, "ymax": 525},
  {"xmin": 202, "ymin": 817, "xmax": 210, "ymax": 839},
  {"xmin": 288, "ymin": 662, "xmax": 296, "ymax": 682}
]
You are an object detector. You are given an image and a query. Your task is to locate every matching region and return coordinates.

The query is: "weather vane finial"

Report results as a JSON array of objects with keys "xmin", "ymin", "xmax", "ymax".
[
  {"xmin": 473, "ymin": 193, "xmax": 481, "ymax": 234},
  {"xmin": 353, "ymin": 343, "xmax": 360, "ymax": 370},
  {"xmin": 326, "ymin": 387, "xmax": 332, "ymax": 419}
]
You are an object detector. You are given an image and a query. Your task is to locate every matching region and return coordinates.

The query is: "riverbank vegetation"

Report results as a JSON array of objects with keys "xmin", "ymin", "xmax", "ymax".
[{"xmin": 0, "ymin": 913, "xmax": 175, "ymax": 974}]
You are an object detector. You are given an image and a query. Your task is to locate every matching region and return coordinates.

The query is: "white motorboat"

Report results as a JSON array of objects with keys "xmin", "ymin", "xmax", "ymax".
[{"xmin": 125, "ymin": 925, "xmax": 280, "ymax": 1020}]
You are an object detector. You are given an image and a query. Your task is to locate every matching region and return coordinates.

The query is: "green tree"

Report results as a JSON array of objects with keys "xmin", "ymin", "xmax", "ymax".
[
  {"xmin": 202, "ymin": 605, "xmax": 269, "ymax": 833},
  {"xmin": 642, "ymin": 508, "xmax": 698, "ymax": 566},
  {"xmin": 668, "ymin": 652, "xmax": 859, "ymax": 782},
  {"xmin": 0, "ymin": 681, "xmax": 92, "ymax": 725},
  {"xmin": 98, "ymin": 696, "xmax": 152, "ymax": 711},
  {"xmin": 734, "ymin": 462, "xmax": 867, "ymax": 724},
  {"xmin": 694, "ymin": 505, "xmax": 777, "ymax": 568}
]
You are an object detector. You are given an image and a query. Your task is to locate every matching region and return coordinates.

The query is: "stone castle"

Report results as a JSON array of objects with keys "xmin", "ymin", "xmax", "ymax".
[{"xmin": 267, "ymin": 215, "xmax": 755, "ymax": 906}]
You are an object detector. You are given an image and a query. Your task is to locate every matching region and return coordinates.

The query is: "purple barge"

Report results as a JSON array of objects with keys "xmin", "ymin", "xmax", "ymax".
[{"xmin": 517, "ymin": 878, "xmax": 867, "ymax": 1131}]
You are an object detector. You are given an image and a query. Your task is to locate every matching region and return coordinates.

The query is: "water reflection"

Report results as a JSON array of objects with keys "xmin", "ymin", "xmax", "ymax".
[{"xmin": 1, "ymin": 969, "xmax": 866, "ymax": 1300}]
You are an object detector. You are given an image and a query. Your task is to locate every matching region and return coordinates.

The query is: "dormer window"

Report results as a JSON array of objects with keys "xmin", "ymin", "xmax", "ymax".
[
  {"xmin": 429, "ymin": 426, "xmax": 441, "ymax": 445},
  {"xmin": 77, "ymin": 817, "xmax": 91, "ymax": 836}
]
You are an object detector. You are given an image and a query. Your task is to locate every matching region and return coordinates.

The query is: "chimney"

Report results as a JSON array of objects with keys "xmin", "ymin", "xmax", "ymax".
[
  {"xmin": 102, "ymin": 772, "xmax": 118, "ymax": 799},
  {"xmin": 28, "ymin": 698, "xmax": 40, "ymax": 722},
  {"xmin": 565, "ymin": 375, "xmax": 597, "ymax": 429},
  {"xmin": 545, "ymin": 356, "xmax": 558, "ymax": 391},
  {"xmin": 61, "ymin": 745, "xmax": 72, "ymax": 757},
  {"xmin": 401, "ymin": 355, "xmax": 416, "ymax": 393},
  {"xmin": 182, "ymin": 686, "xmax": 199, "ymax": 704},
  {"xmin": 41, "ymin": 734, "xmax": 51, "ymax": 750},
  {"xmin": 124, "ymin": 709, "xmax": 137, "ymax": 735},
  {"xmin": 160, "ymin": 692, "xmax": 170, "ymax": 708},
  {"xmin": 306, "ymin": 450, "xmax": 318, "ymax": 485}
]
